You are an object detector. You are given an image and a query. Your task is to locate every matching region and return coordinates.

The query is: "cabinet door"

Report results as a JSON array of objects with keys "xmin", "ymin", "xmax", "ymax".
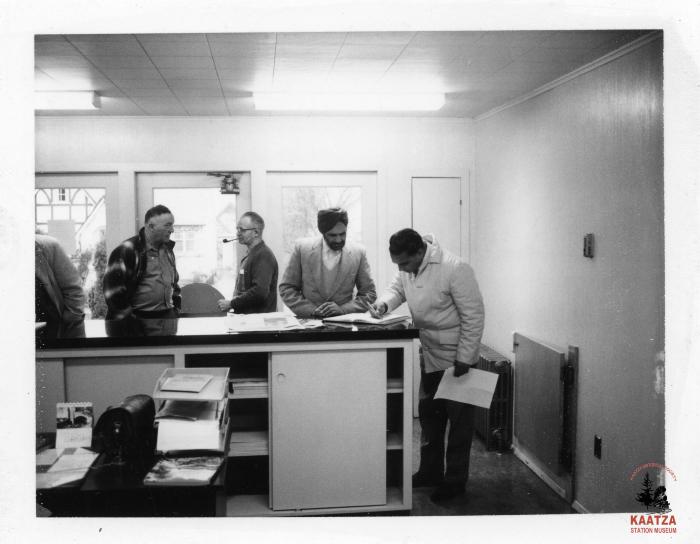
[{"xmin": 270, "ymin": 349, "xmax": 386, "ymax": 511}]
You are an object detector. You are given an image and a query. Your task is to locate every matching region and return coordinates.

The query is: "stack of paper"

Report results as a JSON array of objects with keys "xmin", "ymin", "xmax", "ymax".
[
  {"xmin": 227, "ymin": 311, "xmax": 303, "ymax": 332},
  {"xmin": 160, "ymin": 374, "xmax": 212, "ymax": 393},
  {"xmin": 229, "ymin": 430, "xmax": 269, "ymax": 456},
  {"xmin": 322, "ymin": 312, "xmax": 409, "ymax": 326},
  {"xmin": 229, "ymin": 378, "xmax": 268, "ymax": 398}
]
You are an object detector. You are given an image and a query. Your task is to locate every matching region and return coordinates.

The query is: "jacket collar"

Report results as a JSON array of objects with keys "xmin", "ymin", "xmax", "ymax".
[{"xmin": 138, "ymin": 226, "xmax": 176, "ymax": 251}]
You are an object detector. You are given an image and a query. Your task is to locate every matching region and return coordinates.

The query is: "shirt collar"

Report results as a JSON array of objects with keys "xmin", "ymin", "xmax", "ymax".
[{"xmin": 322, "ymin": 237, "xmax": 341, "ymax": 256}]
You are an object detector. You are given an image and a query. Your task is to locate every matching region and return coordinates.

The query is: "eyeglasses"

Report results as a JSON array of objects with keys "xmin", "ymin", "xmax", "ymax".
[{"xmin": 236, "ymin": 227, "xmax": 256, "ymax": 232}]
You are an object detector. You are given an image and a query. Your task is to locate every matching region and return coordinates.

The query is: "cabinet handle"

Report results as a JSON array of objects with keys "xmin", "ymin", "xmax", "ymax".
[{"xmin": 276, "ymin": 373, "xmax": 286, "ymax": 383}]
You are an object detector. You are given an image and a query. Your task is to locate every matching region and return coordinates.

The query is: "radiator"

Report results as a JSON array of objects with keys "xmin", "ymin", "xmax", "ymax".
[{"xmin": 474, "ymin": 344, "xmax": 513, "ymax": 453}]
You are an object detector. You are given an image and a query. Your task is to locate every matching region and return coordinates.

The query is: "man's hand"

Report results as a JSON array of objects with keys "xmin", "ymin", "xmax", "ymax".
[
  {"xmin": 453, "ymin": 361, "xmax": 471, "ymax": 377},
  {"xmin": 315, "ymin": 301, "xmax": 343, "ymax": 317},
  {"xmin": 217, "ymin": 299, "xmax": 231, "ymax": 312},
  {"xmin": 367, "ymin": 301, "xmax": 388, "ymax": 318}
]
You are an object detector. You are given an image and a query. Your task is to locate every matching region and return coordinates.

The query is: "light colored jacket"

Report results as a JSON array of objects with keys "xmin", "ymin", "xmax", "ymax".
[
  {"xmin": 377, "ymin": 235, "xmax": 484, "ymax": 373},
  {"xmin": 35, "ymin": 234, "xmax": 86, "ymax": 338},
  {"xmin": 279, "ymin": 237, "xmax": 376, "ymax": 318}
]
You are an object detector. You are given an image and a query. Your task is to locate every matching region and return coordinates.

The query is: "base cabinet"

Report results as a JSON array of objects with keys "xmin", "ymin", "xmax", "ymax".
[{"xmin": 269, "ymin": 350, "xmax": 386, "ymax": 511}]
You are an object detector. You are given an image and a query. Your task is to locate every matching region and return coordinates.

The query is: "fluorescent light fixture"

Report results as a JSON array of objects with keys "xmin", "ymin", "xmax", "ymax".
[
  {"xmin": 35, "ymin": 91, "xmax": 100, "ymax": 110},
  {"xmin": 254, "ymin": 92, "xmax": 444, "ymax": 112}
]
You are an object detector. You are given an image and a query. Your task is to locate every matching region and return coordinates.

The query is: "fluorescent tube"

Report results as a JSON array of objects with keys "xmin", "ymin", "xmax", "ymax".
[{"xmin": 35, "ymin": 91, "xmax": 100, "ymax": 110}]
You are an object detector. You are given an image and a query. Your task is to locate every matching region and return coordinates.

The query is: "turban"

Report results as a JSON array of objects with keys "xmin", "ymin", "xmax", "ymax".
[{"xmin": 317, "ymin": 207, "xmax": 348, "ymax": 234}]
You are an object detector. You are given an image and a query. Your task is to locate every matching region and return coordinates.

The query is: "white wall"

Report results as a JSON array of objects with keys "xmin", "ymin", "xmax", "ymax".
[
  {"xmin": 474, "ymin": 38, "xmax": 664, "ymax": 512},
  {"xmin": 36, "ymin": 116, "xmax": 475, "ymax": 290}
]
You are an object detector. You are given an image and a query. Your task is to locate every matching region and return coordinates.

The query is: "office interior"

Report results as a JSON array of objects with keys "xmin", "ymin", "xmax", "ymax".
[{"xmin": 31, "ymin": 28, "xmax": 666, "ymax": 517}]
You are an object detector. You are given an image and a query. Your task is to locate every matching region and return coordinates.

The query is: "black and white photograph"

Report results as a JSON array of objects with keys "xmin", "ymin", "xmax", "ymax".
[{"xmin": 1, "ymin": 0, "xmax": 698, "ymax": 542}]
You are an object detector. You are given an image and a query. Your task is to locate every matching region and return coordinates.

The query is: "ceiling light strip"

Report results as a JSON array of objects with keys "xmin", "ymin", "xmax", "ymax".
[{"xmin": 254, "ymin": 92, "xmax": 444, "ymax": 112}]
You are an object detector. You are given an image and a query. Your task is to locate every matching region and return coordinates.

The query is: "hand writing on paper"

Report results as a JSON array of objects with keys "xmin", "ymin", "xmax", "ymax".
[
  {"xmin": 366, "ymin": 301, "xmax": 387, "ymax": 319},
  {"xmin": 453, "ymin": 361, "xmax": 471, "ymax": 377}
]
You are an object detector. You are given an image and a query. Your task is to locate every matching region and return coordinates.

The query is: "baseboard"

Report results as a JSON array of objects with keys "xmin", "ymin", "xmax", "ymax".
[{"xmin": 513, "ymin": 445, "xmax": 567, "ymax": 500}]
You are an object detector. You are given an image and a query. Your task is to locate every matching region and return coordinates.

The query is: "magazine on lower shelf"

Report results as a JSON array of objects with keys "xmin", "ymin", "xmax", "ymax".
[
  {"xmin": 36, "ymin": 447, "xmax": 99, "ymax": 489},
  {"xmin": 143, "ymin": 456, "xmax": 224, "ymax": 486}
]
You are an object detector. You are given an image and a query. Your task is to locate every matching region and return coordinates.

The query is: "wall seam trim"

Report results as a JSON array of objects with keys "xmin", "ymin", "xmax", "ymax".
[{"xmin": 475, "ymin": 30, "xmax": 663, "ymax": 122}]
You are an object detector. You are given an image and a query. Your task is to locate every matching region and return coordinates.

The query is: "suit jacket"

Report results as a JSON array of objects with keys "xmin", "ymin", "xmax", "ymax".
[
  {"xmin": 377, "ymin": 234, "xmax": 484, "ymax": 373},
  {"xmin": 279, "ymin": 237, "xmax": 376, "ymax": 318}
]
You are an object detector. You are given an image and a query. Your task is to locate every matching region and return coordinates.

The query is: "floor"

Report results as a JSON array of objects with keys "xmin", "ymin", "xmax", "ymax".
[{"xmin": 408, "ymin": 419, "xmax": 575, "ymax": 516}]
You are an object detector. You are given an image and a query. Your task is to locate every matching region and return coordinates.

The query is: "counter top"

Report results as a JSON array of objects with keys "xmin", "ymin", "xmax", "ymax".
[{"xmin": 37, "ymin": 316, "xmax": 419, "ymax": 350}]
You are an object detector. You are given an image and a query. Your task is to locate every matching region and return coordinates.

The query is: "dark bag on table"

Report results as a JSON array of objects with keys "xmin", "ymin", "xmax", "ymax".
[{"xmin": 93, "ymin": 394, "xmax": 156, "ymax": 475}]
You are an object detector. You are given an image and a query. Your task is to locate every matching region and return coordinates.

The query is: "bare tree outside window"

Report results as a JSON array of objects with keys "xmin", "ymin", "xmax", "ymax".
[{"xmin": 281, "ymin": 186, "xmax": 362, "ymax": 253}]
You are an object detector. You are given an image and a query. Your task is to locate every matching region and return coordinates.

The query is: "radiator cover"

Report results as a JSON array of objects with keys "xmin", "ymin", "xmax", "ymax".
[{"xmin": 474, "ymin": 344, "xmax": 513, "ymax": 453}]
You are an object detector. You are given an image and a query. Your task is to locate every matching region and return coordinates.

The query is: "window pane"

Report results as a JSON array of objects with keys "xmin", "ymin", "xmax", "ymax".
[
  {"xmin": 34, "ymin": 186, "xmax": 107, "ymax": 319},
  {"xmin": 153, "ymin": 188, "xmax": 238, "ymax": 297},
  {"xmin": 281, "ymin": 186, "xmax": 362, "ymax": 254}
]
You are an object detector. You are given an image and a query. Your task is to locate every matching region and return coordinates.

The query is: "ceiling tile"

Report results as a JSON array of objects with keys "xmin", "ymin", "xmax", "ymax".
[
  {"xmin": 172, "ymin": 88, "xmax": 223, "ymax": 98},
  {"xmin": 539, "ymin": 30, "xmax": 630, "ymax": 49},
  {"xmin": 344, "ymin": 32, "xmax": 415, "ymax": 46},
  {"xmin": 206, "ymin": 32, "xmax": 276, "ymax": 45},
  {"xmin": 137, "ymin": 34, "xmax": 208, "ymax": 43},
  {"xmin": 159, "ymin": 68, "xmax": 218, "ymax": 80},
  {"xmin": 474, "ymin": 31, "xmax": 554, "ymax": 48},
  {"xmin": 275, "ymin": 45, "xmax": 340, "ymax": 61},
  {"xmin": 140, "ymin": 41, "xmax": 212, "ymax": 56},
  {"xmin": 409, "ymin": 31, "xmax": 484, "ymax": 47},
  {"xmin": 87, "ymin": 56, "xmax": 154, "ymax": 69},
  {"xmin": 276, "ymin": 32, "xmax": 346, "ymax": 47},
  {"xmin": 214, "ymin": 57, "xmax": 274, "ymax": 70},
  {"xmin": 122, "ymin": 88, "xmax": 175, "ymax": 98},
  {"xmin": 101, "ymin": 68, "xmax": 162, "ymax": 80},
  {"xmin": 331, "ymin": 59, "xmax": 393, "ymax": 73},
  {"xmin": 336, "ymin": 44, "xmax": 405, "ymax": 61},
  {"xmin": 117, "ymin": 79, "xmax": 170, "ymax": 90},
  {"xmin": 167, "ymin": 79, "xmax": 222, "ymax": 90},
  {"xmin": 131, "ymin": 98, "xmax": 187, "ymax": 115},
  {"xmin": 150, "ymin": 56, "xmax": 215, "ymax": 69},
  {"xmin": 35, "ymin": 40, "xmax": 81, "ymax": 56},
  {"xmin": 210, "ymin": 42, "xmax": 276, "ymax": 58},
  {"xmin": 70, "ymin": 40, "xmax": 145, "ymax": 56},
  {"xmin": 35, "ymin": 56, "xmax": 93, "ymax": 69}
]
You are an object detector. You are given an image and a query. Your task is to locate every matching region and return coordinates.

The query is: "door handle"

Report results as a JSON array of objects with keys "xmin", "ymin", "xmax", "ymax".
[{"xmin": 276, "ymin": 372, "xmax": 286, "ymax": 383}]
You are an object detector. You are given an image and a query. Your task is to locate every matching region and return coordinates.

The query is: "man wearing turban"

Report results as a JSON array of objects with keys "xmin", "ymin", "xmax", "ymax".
[{"xmin": 279, "ymin": 207, "xmax": 376, "ymax": 318}]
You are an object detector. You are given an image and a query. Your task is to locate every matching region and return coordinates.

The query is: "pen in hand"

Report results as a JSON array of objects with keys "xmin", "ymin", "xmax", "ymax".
[{"xmin": 361, "ymin": 300, "xmax": 383, "ymax": 319}]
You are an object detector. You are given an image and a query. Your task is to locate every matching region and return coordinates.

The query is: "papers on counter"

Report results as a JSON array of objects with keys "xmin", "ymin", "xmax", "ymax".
[
  {"xmin": 227, "ymin": 311, "xmax": 303, "ymax": 332},
  {"xmin": 36, "ymin": 448, "xmax": 99, "ymax": 489},
  {"xmin": 322, "ymin": 312, "xmax": 409, "ymax": 326},
  {"xmin": 434, "ymin": 367, "xmax": 499, "ymax": 409}
]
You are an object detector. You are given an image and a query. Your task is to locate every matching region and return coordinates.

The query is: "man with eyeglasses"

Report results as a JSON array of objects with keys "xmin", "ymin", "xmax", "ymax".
[{"xmin": 217, "ymin": 211, "xmax": 278, "ymax": 314}]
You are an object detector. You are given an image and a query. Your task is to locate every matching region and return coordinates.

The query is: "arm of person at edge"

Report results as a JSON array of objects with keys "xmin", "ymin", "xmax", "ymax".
[{"xmin": 278, "ymin": 242, "xmax": 317, "ymax": 318}]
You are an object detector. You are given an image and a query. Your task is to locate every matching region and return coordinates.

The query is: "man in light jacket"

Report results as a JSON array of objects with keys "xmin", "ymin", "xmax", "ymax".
[{"xmin": 371, "ymin": 228, "xmax": 484, "ymax": 502}]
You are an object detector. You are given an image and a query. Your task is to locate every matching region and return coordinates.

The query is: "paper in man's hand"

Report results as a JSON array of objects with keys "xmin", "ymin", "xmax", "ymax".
[{"xmin": 434, "ymin": 367, "xmax": 499, "ymax": 409}]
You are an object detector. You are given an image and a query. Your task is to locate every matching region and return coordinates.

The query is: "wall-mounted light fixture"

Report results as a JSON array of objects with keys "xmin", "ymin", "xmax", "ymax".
[
  {"xmin": 35, "ymin": 91, "xmax": 101, "ymax": 110},
  {"xmin": 208, "ymin": 172, "xmax": 240, "ymax": 194},
  {"xmin": 253, "ymin": 92, "xmax": 445, "ymax": 112}
]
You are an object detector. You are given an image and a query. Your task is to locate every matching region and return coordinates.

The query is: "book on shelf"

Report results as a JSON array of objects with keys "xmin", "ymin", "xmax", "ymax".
[
  {"xmin": 322, "ymin": 312, "xmax": 409, "ymax": 326},
  {"xmin": 36, "ymin": 447, "xmax": 99, "ymax": 489},
  {"xmin": 160, "ymin": 374, "xmax": 213, "ymax": 393},
  {"xmin": 143, "ymin": 456, "xmax": 224, "ymax": 486}
]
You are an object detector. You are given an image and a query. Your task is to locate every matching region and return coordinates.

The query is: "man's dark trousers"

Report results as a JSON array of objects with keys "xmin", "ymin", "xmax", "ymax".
[{"xmin": 417, "ymin": 368, "xmax": 476, "ymax": 486}]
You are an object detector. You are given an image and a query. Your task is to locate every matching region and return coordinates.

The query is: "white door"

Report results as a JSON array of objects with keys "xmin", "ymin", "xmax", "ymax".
[
  {"xmin": 136, "ymin": 172, "xmax": 251, "ymax": 297},
  {"xmin": 411, "ymin": 177, "xmax": 462, "ymax": 256},
  {"xmin": 270, "ymin": 349, "xmax": 387, "ymax": 510}
]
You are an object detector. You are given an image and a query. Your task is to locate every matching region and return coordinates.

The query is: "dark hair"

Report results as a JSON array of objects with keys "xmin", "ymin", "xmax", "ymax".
[
  {"xmin": 389, "ymin": 228, "xmax": 424, "ymax": 256},
  {"xmin": 317, "ymin": 207, "xmax": 349, "ymax": 234},
  {"xmin": 241, "ymin": 211, "xmax": 265, "ymax": 231},
  {"xmin": 145, "ymin": 205, "xmax": 173, "ymax": 224}
]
